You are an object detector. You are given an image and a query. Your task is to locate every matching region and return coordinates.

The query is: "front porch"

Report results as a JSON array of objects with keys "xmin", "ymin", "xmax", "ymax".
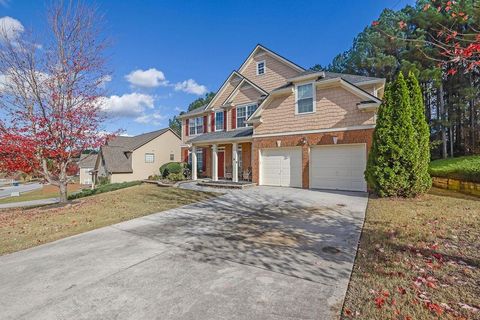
[{"xmin": 187, "ymin": 141, "xmax": 253, "ymax": 183}]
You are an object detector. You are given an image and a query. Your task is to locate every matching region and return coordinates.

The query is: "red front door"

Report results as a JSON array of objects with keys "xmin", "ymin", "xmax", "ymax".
[{"xmin": 218, "ymin": 151, "xmax": 225, "ymax": 178}]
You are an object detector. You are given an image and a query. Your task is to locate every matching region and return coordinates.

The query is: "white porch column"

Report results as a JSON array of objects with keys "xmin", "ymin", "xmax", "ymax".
[
  {"xmin": 191, "ymin": 146, "xmax": 197, "ymax": 180},
  {"xmin": 232, "ymin": 142, "xmax": 239, "ymax": 182},
  {"xmin": 212, "ymin": 144, "xmax": 218, "ymax": 181}
]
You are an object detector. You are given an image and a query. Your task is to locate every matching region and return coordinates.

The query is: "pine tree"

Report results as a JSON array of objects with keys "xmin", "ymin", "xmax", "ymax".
[
  {"xmin": 365, "ymin": 72, "xmax": 420, "ymax": 197},
  {"xmin": 407, "ymin": 71, "xmax": 432, "ymax": 194}
]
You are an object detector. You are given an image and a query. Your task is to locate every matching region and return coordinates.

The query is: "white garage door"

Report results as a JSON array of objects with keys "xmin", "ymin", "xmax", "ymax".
[
  {"xmin": 310, "ymin": 144, "xmax": 367, "ymax": 192},
  {"xmin": 260, "ymin": 148, "xmax": 302, "ymax": 187}
]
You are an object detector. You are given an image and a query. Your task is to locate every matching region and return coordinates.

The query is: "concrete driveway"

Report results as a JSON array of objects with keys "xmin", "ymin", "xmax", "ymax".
[{"xmin": 0, "ymin": 186, "xmax": 368, "ymax": 320}]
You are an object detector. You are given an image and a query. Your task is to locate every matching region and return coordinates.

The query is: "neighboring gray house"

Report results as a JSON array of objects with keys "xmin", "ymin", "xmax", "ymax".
[
  {"xmin": 94, "ymin": 128, "xmax": 181, "ymax": 183},
  {"xmin": 78, "ymin": 153, "xmax": 98, "ymax": 185}
]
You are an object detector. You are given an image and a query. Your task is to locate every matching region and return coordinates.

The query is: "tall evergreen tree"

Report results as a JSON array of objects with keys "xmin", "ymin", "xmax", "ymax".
[
  {"xmin": 407, "ymin": 72, "xmax": 432, "ymax": 194},
  {"xmin": 365, "ymin": 84, "xmax": 395, "ymax": 195},
  {"xmin": 366, "ymin": 72, "xmax": 420, "ymax": 197}
]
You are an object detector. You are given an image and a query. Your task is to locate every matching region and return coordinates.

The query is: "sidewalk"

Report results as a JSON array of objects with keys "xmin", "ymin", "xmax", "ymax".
[{"xmin": 0, "ymin": 198, "xmax": 58, "ymax": 209}]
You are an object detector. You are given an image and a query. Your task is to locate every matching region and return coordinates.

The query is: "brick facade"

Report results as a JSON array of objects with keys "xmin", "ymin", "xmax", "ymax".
[{"xmin": 251, "ymin": 128, "xmax": 374, "ymax": 188}]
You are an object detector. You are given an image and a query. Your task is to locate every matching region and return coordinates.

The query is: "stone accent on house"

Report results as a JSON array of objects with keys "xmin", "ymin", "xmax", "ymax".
[{"xmin": 251, "ymin": 128, "xmax": 374, "ymax": 188}]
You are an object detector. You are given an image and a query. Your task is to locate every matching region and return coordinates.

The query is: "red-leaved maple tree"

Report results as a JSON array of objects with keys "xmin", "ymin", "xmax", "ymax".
[{"xmin": 0, "ymin": 1, "xmax": 112, "ymax": 202}]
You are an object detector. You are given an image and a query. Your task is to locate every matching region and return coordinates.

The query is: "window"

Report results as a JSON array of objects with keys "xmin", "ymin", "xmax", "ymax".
[
  {"xmin": 237, "ymin": 145, "xmax": 242, "ymax": 174},
  {"xmin": 215, "ymin": 111, "xmax": 224, "ymax": 131},
  {"xmin": 256, "ymin": 61, "xmax": 265, "ymax": 75},
  {"xmin": 197, "ymin": 149, "xmax": 203, "ymax": 171},
  {"xmin": 188, "ymin": 149, "xmax": 203, "ymax": 172},
  {"xmin": 145, "ymin": 153, "xmax": 155, "ymax": 163},
  {"xmin": 170, "ymin": 153, "xmax": 174, "ymax": 161},
  {"xmin": 236, "ymin": 104, "xmax": 257, "ymax": 128},
  {"xmin": 296, "ymin": 83, "xmax": 315, "ymax": 114},
  {"xmin": 188, "ymin": 117, "xmax": 204, "ymax": 135}
]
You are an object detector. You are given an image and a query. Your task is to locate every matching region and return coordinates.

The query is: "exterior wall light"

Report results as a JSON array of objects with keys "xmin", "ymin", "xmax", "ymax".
[
  {"xmin": 276, "ymin": 140, "xmax": 281, "ymax": 147},
  {"xmin": 332, "ymin": 135, "xmax": 338, "ymax": 144}
]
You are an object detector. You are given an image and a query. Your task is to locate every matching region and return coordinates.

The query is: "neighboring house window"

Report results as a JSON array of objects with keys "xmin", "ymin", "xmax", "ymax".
[
  {"xmin": 236, "ymin": 104, "xmax": 257, "ymax": 128},
  {"xmin": 215, "ymin": 111, "xmax": 224, "ymax": 131},
  {"xmin": 296, "ymin": 83, "xmax": 315, "ymax": 114},
  {"xmin": 188, "ymin": 117, "xmax": 204, "ymax": 135},
  {"xmin": 170, "ymin": 153, "xmax": 174, "ymax": 161},
  {"xmin": 256, "ymin": 60, "xmax": 265, "ymax": 75},
  {"xmin": 145, "ymin": 153, "xmax": 155, "ymax": 163}
]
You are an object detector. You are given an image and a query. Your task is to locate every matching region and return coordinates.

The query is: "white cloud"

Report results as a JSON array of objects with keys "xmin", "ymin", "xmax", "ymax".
[
  {"xmin": 135, "ymin": 112, "xmax": 165, "ymax": 125},
  {"xmin": 99, "ymin": 93, "xmax": 154, "ymax": 118},
  {"xmin": 125, "ymin": 68, "xmax": 168, "ymax": 88},
  {"xmin": 174, "ymin": 79, "xmax": 207, "ymax": 95},
  {"xmin": 0, "ymin": 16, "xmax": 24, "ymax": 41},
  {"xmin": 0, "ymin": 0, "xmax": 10, "ymax": 8}
]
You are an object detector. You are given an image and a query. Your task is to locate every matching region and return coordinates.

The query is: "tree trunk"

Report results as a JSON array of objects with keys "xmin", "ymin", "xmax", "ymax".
[
  {"xmin": 449, "ymin": 126, "xmax": 454, "ymax": 157},
  {"xmin": 59, "ymin": 182, "xmax": 68, "ymax": 203},
  {"xmin": 438, "ymin": 83, "xmax": 447, "ymax": 159}
]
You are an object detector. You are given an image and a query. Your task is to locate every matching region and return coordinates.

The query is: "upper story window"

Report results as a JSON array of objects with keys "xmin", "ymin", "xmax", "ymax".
[
  {"xmin": 256, "ymin": 61, "xmax": 265, "ymax": 75},
  {"xmin": 295, "ymin": 83, "xmax": 315, "ymax": 114},
  {"xmin": 215, "ymin": 111, "xmax": 224, "ymax": 131},
  {"xmin": 145, "ymin": 153, "xmax": 155, "ymax": 163},
  {"xmin": 237, "ymin": 104, "xmax": 257, "ymax": 128},
  {"xmin": 188, "ymin": 117, "xmax": 203, "ymax": 135}
]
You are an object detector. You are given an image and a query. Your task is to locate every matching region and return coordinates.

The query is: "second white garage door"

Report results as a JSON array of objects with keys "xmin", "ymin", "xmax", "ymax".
[
  {"xmin": 260, "ymin": 148, "xmax": 302, "ymax": 187},
  {"xmin": 310, "ymin": 144, "xmax": 367, "ymax": 192}
]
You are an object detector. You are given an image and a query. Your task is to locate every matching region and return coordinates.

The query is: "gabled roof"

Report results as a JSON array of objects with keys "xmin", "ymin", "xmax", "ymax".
[
  {"xmin": 78, "ymin": 153, "xmax": 97, "ymax": 168},
  {"xmin": 247, "ymin": 76, "xmax": 383, "ymax": 124},
  {"xmin": 221, "ymin": 75, "xmax": 268, "ymax": 106},
  {"xmin": 107, "ymin": 128, "xmax": 176, "ymax": 151},
  {"xmin": 101, "ymin": 128, "xmax": 178, "ymax": 174},
  {"xmin": 238, "ymin": 44, "xmax": 305, "ymax": 74},
  {"xmin": 204, "ymin": 71, "xmax": 243, "ymax": 110},
  {"xmin": 100, "ymin": 145, "xmax": 133, "ymax": 173}
]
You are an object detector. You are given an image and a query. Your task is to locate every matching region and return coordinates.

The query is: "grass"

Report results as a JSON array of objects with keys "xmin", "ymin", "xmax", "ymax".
[
  {"xmin": 68, "ymin": 181, "xmax": 142, "ymax": 200},
  {"xmin": 429, "ymin": 155, "xmax": 480, "ymax": 183},
  {"xmin": 0, "ymin": 184, "xmax": 84, "ymax": 204},
  {"xmin": 0, "ymin": 184, "xmax": 216, "ymax": 255},
  {"xmin": 342, "ymin": 188, "xmax": 480, "ymax": 319}
]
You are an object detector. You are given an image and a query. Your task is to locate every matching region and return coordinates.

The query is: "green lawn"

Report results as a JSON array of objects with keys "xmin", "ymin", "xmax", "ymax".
[
  {"xmin": 342, "ymin": 188, "xmax": 480, "ymax": 319},
  {"xmin": 429, "ymin": 155, "xmax": 480, "ymax": 183},
  {"xmin": 0, "ymin": 184, "xmax": 216, "ymax": 255}
]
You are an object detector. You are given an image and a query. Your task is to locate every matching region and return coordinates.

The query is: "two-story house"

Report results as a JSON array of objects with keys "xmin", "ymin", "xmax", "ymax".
[{"xmin": 179, "ymin": 45, "xmax": 385, "ymax": 192}]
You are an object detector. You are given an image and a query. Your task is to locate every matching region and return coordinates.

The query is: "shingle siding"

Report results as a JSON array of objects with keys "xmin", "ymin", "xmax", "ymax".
[
  {"xmin": 253, "ymin": 86, "xmax": 376, "ymax": 135},
  {"xmin": 240, "ymin": 49, "xmax": 300, "ymax": 92}
]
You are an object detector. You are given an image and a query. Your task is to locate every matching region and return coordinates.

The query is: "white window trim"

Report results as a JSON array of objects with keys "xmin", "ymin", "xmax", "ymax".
[
  {"xmin": 236, "ymin": 103, "xmax": 257, "ymax": 128},
  {"xmin": 295, "ymin": 82, "xmax": 316, "ymax": 115},
  {"xmin": 215, "ymin": 110, "xmax": 224, "ymax": 132},
  {"xmin": 188, "ymin": 116, "xmax": 204, "ymax": 136},
  {"xmin": 256, "ymin": 60, "xmax": 266, "ymax": 76},
  {"xmin": 145, "ymin": 153, "xmax": 155, "ymax": 163}
]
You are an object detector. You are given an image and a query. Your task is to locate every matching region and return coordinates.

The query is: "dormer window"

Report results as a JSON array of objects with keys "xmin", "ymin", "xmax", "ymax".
[{"xmin": 256, "ymin": 60, "xmax": 265, "ymax": 75}]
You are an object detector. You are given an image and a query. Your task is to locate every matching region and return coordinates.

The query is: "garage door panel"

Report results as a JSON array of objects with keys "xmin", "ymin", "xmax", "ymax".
[
  {"xmin": 310, "ymin": 144, "xmax": 367, "ymax": 192},
  {"xmin": 260, "ymin": 148, "xmax": 302, "ymax": 188}
]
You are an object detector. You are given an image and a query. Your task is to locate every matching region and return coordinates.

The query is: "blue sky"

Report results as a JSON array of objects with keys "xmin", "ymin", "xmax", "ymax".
[{"xmin": 0, "ymin": 0, "xmax": 414, "ymax": 136}]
